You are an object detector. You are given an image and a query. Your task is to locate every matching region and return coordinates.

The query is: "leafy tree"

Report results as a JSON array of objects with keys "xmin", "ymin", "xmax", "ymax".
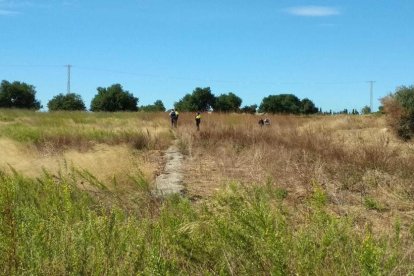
[
  {"xmin": 213, "ymin": 92, "xmax": 242, "ymax": 112},
  {"xmin": 0, "ymin": 80, "xmax": 41, "ymax": 109},
  {"xmin": 394, "ymin": 85, "xmax": 414, "ymax": 114},
  {"xmin": 340, "ymin": 109, "xmax": 349, "ymax": 115},
  {"xmin": 140, "ymin": 100, "xmax": 166, "ymax": 112},
  {"xmin": 90, "ymin": 84, "xmax": 138, "ymax": 112},
  {"xmin": 47, "ymin": 93, "xmax": 86, "ymax": 111},
  {"xmin": 300, "ymin": 98, "xmax": 318, "ymax": 114},
  {"xmin": 240, "ymin": 104, "xmax": 257, "ymax": 114},
  {"xmin": 174, "ymin": 94, "xmax": 194, "ymax": 111},
  {"xmin": 259, "ymin": 94, "xmax": 302, "ymax": 114},
  {"xmin": 175, "ymin": 87, "xmax": 215, "ymax": 112},
  {"xmin": 381, "ymin": 85, "xmax": 414, "ymax": 140},
  {"xmin": 361, "ymin": 106, "xmax": 371, "ymax": 115}
]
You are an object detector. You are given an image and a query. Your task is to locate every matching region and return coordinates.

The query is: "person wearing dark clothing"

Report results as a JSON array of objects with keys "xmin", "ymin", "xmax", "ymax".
[
  {"xmin": 169, "ymin": 109, "xmax": 178, "ymax": 128},
  {"xmin": 258, "ymin": 119, "xmax": 264, "ymax": 127}
]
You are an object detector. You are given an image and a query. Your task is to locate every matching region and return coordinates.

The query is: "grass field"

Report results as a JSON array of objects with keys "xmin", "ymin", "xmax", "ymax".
[{"xmin": 1, "ymin": 109, "xmax": 413, "ymax": 274}]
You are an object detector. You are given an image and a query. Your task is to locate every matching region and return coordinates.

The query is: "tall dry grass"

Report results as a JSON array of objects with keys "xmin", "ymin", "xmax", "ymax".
[
  {"xmin": 0, "ymin": 109, "xmax": 172, "ymax": 152},
  {"xmin": 0, "ymin": 109, "xmax": 172, "ymax": 200},
  {"xmin": 0, "ymin": 110, "xmax": 413, "ymax": 274},
  {"xmin": 175, "ymin": 113, "xmax": 414, "ymax": 237}
]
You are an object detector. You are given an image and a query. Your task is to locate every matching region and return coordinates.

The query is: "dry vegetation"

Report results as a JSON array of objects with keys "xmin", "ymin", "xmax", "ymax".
[
  {"xmin": 0, "ymin": 110, "xmax": 172, "ymax": 206},
  {"xmin": 1, "ymin": 109, "xmax": 414, "ymax": 274},
  {"xmin": 176, "ymin": 113, "xmax": 414, "ymax": 239}
]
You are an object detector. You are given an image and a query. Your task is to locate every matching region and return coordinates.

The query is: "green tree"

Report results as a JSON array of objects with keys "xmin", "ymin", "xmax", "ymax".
[
  {"xmin": 175, "ymin": 87, "xmax": 215, "ymax": 112},
  {"xmin": 0, "ymin": 80, "xmax": 41, "ymax": 109},
  {"xmin": 394, "ymin": 85, "xmax": 414, "ymax": 114},
  {"xmin": 351, "ymin": 109, "xmax": 360, "ymax": 115},
  {"xmin": 300, "ymin": 98, "xmax": 318, "ymax": 114},
  {"xmin": 213, "ymin": 92, "xmax": 242, "ymax": 112},
  {"xmin": 174, "ymin": 94, "xmax": 194, "ymax": 111},
  {"xmin": 47, "ymin": 93, "xmax": 86, "ymax": 111},
  {"xmin": 240, "ymin": 104, "xmax": 257, "ymax": 114},
  {"xmin": 361, "ymin": 105, "xmax": 371, "ymax": 115},
  {"xmin": 259, "ymin": 94, "xmax": 302, "ymax": 114},
  {"xmin": 90, "ymin": 84, "xmax": 138, "ymax": 112},
  {"xmin": 140, "ymin": 100, "xmax": 166, "ymax": 112},
  {"xmin": 381, "ymin": 85, "xmax": 414, "ymax": 140}
]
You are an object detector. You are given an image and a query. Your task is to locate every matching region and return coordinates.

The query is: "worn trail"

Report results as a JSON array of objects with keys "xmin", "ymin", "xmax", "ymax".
[{"xmin": 154, "ymin": 139, "xmax": 185, "ymax": 196}]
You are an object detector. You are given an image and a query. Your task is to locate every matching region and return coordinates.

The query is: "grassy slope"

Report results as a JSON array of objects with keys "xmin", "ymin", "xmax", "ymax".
[
  {"xmin": 0, "ymin": 110, "xmax": 413, "ymax": 274},
  {"xmin": 1, "ymin": 171, "xmax": 412, "ymax": 275}
]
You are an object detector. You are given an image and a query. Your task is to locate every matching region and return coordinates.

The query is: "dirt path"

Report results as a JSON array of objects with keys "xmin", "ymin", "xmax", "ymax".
[{"xmin": 154, "ymin": 139, "xmax": 185, "ymax": 196}]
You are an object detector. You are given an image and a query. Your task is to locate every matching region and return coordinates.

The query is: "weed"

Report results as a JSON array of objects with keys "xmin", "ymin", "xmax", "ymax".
[{"xmin": 363, "ymin": 196, "xmax": 386, "ymax": 212}]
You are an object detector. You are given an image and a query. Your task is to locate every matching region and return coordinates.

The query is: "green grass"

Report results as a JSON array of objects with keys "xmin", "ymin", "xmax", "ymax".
[
  {"xmin": 1, "ymin": 110, "xmax": 413, "ymax": 274},
  {"xmin": 363, "ymin": 196, "xmax": 387, "ymax": 212},
  {"xmin": 0, "ymin": 109, "xmax": 172, "ymax": 151},
  {"xmin": 1, "ymin": 170, "xmax": 412, "ymax": 275}
]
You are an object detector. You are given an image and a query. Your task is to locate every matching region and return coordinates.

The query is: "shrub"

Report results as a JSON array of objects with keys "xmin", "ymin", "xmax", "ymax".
[
  {"xmin": 382, "ymin": 85, "xmax": 414, "ymax": 140},
  {"xmin": 140, "ymin": 100, "xmax": 166, "ymax": 112},
  {"xmin": 47, "ymin": 93, "xmax": 86, "ymax": 111},
  {"xmin": 90, "ymin": 84, "xmax": 138, "ymax": 112}
]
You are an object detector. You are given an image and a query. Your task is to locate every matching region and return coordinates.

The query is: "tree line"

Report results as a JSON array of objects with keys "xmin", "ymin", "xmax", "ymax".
[
  {"xmin": 5, "ymin": 78, "xmax": 414, "ymax": 140},
  {"xmin": 0, "ymin": 80, "xmax": 322, "ymax": 114}
]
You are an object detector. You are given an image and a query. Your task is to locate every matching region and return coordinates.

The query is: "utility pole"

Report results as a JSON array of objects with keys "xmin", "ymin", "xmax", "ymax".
[
  {"xmin": 66, "ymin": 64, "xmax": 71, "ymax": 94},
  {"xmin": 367, "ymin": 81, "xmax": 375, "ymax": 112}
]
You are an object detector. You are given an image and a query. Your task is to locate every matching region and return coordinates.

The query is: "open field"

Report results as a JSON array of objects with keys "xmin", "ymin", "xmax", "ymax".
[{"xmin": 1, "ymin": 109, "xmax": 414, "ymax": 274}]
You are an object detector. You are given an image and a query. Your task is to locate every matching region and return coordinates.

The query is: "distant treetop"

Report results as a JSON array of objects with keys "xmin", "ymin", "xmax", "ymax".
[
  {"xmin": 47, "ymin": 93, "xmax": 86, "ymax": 111},
  {"xmin": 0, "ymin": 80, "xmax": 41, "ymax": 110},
  {"xmin": 259, "ymin": 94, "xmax": 318, "ymax": 115},
  {"xmin": 90, "ymin": 84, "xmax": 138, "ymax": 112}
]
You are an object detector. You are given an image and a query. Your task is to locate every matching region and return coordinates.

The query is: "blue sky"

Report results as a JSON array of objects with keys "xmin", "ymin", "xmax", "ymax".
[{"xmin": 0, "ymin": 0, "xmax": 413, "ymax": 112}]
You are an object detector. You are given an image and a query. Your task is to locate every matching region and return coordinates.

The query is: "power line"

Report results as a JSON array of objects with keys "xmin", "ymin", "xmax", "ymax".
[
  {"xmin": 0, "ymin": 63, "xmax": 373, "ymax": 88},
  {"xmin": 0, "ymin": 64, "xmax": 63, "ymax": 68}
]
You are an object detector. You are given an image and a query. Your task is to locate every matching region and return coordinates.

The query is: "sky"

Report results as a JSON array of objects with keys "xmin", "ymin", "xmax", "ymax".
[{"xmin": 0, "ymin": 0, "xmax": 413, "ymax": 112}]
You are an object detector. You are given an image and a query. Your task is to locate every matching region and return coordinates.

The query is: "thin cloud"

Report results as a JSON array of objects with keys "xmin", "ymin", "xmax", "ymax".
[
  {"xmin": 286, "ymin": 6, "xmax": 340, "ymax": 17},
  {"xmin": 0, "ymin": 0, "xmax": 24, "ymax": 15},
  {"xmin": 0, "ymin": 9, "xmax": 19, "ymax": 15}
]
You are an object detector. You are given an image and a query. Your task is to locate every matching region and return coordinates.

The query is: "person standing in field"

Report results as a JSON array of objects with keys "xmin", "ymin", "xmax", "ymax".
[
  {"xmin": 169, "ymin": 109, "xmax": 178, "ymax": 128},
  {"xmin": 195, "ymin": 112, "xmax": 201, "ymax": 131},
  {"xmin": 175, "ymin": 110, "xmax": 180, "ymax": 126}
]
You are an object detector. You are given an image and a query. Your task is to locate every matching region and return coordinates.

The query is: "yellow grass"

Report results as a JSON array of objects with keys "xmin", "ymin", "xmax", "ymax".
[
  {"xmin": 174, "ymin": 113, "xmax": 414, "ymax": 237},
  {"xmin": 0, "ymin": 110, "xmax": 172, "ymax": 197},
  {"xmin": 1, "ymin": 110, "xmax": 414, "ymax": 274},
  {"xmin": 0, "ymin": 139, "xmax": 159, "ymax": 185}
]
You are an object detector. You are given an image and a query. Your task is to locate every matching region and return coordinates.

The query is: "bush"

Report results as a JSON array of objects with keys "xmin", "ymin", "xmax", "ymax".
[
  {"xmin": 258, "ymin": 94, "xmax": 318, "ymax": 114},
  {"xmin": 381, "ymin": 85, "xmax": 414, "ymax": 140},
  {"xmin": 47, "ymin": 93, "xmax": 86, "ymax": 111},
  {"xmin": 140, "ymin": 100, "xmax": 166, "ymax": 112},
  {"xmin": 175, "ymin": 87, "xmax": 215, "ymax": 112},
  {"xmin": 90, "ymin": 84, "xmax": 138, "ymax": 112}
]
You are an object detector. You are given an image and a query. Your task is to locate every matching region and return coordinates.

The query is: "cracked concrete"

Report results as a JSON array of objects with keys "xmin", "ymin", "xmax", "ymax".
[{"xmin": 154, "ymin": 140, "xmax": 185, "ymax": 197}]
